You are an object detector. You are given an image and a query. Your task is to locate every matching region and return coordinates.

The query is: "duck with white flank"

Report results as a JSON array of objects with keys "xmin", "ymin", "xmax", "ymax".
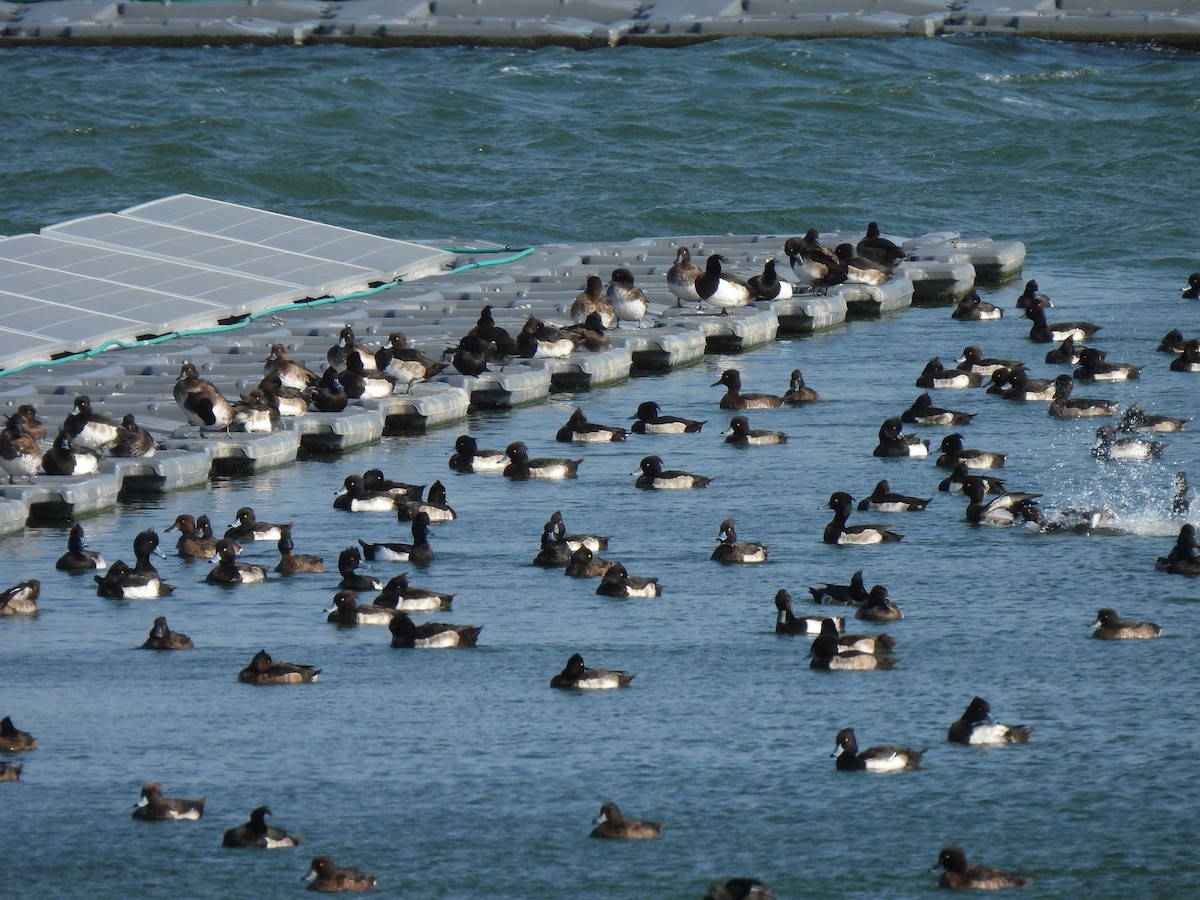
[
  {"xmin": 396, "ymin": 480, "xmax": 456, "ymax": 523},
  {"xmin": 1045, "ymin": 335, "xmax": 1086, "ymax": 365},
  {"xmin": 1183, "ymin": 272, "xmax": 1200, "ymax": 299},
  {"xmin": 999, "ymin": 366, "xmax": 1055, "ymax": 402},
  {"xmin": 373, "ymin": 573, "xmax": 454, "ymax": 612},
  {"xmin": 900, "ymin": 393, "xmax": 975, "ymax": 426},
  {"xmin": 571, "ymin": 275, "xmax": 616, "ymax": 327},
  {"xmin": 112, "ymin": 414, "xmax": 157, "ymax": 457},
  {"xmin": 635, "ymin": 455, "xmax": 712, "ymax": 490},
  {"xmin": 326, "ymin": 325, "xmax": 376, "ymax": 373},
  {"xmin": 237, "ymin": 649, "xmax": 320, "ymax": 684},
  {"xmin": 834, "ymin": 243, "xmax": 891, "ymax": 285},
  {"xmin": 1092, "ymin": 607, "xmax": 1161, "ymax": 639},
  {"xmin": 873, "ymin": 418, "xmax": 928, "ymax": 458},
  {"xmin": 548, "ymin": 511, "xmax": 609, "ymax": 553},
  {"xmin": 823, "ymin": 492, "xmax": 902, "ymax": 544},
  {"xmin": 666, "ymin": 246, "xmax": 702, "ymax": 308},
  {"xmin": 958, "ymin": 345, "xmax": 1021, "ymax": 376},
  {"xmin": 1170, "ymin": 339, "xmax": 1200, "ymax": 372},
  {"xmin": 784, "ymin": 230, "xmax": 847, "ymax": 295},
  {"xmin": 357, "ymin": 512, "xmax": 434, "ymax": 565},
  {"xmin": 1024, "ymin": 304, "xmax": 1101, "ymax": 343},
  {"xmin": 550, "ymin": 652, "xmax": 633, "ymax": 690},
  {"xmin": 503, "ymin": 441, "xmax": 581, "ymax": 480},
  {"xmin": 590, "ymin": 802, "xmax": 661, "ymax": 839},
  {"xmin": 712, "ymin": 368, "xmax": 784, "ymax": 410},
  {"xmin": 773, "ymin": 589, "xmax": 845, "ymax": 637},
  {"xmin": 388, "ymin": 612, "xmax": 480, "ymax": 648},
  {"xmin": 132, "ymin": 782, "xmax": 205, "ymax": 821},
  {"xmin": 915, "ymin": 357, "xmax": 982, "ymax": 389},
  {"xmin": 325, "ymin": 590, "xmax": 398, "ymax": 627},
  {"xmin": 342, "ymin": 351, "xmax": 395, "ymax": 400},
  {"xmin": 961, "ymin": 477, "xmax": 1042, "ymax": 527},
  {"xmin": 939, "ymin": 462, "xmax": 1006, "ymax": 495},
  {"xmin": 832, "ymin": 727, "xmax": 923, "ymax": 772},
  {"xmin": 1048, "ymin": 374, "xmax": 1118, "ymax": 419},
  {"xmin": 206, "ymin": 539, "xmax": 266, "ymax": 586},
  {"xmin": 173, "ymin": 362, "xmax": 233, "ymax": 436},
  {"xmin": 1118, "ymin": 404, "xmax": 1187, "ymax": 433},
  {"xmin": 263, "ymin": 342, "xmax": 319, "ymax": 391},
  {"xmin": 55, "ymin": 523, "xmax": 106, "ymax": 572},
  {"xmin": 711, "ymin": 518, "xmax": 768, "ymax": 563},
  {"xmin": 724, "ymin": 415, "xmax": 788, "ymax": 446},
  {"xmin": 555, "ymin": 408, "xmax": 627, "ymax": 443},
  {"xmin": 931, "ymin": 846, "xmax": 1031, "ymax": 890},
  {"xmin": 808, "ymin": 569, "xmax": 869, "ymax": 605},
  {"xmin": 947, "ymin": 696, "xmax": 1032, "ymax": 745},
  {"xmin": 1091, "ymin": 425, "xmax": 1165, "ymax": 461},
  {"xmin": 222, "ymin": 805, "xmax": 302, "ymax": 849},
  {"xmin": 1074, "ymin": 347, "xmax": 1141, "ymax": 382},
  {"xmin": 230, "ymin": 388, "xmax": 280, "ymax": 434},
  {"xmin": 226, "ymin": 506, "xmax": 287, "ymax": 543},
  {"xmin": 1016, "ymin": 278, "xmax": 1052, "ymax": 309},
  {"xmin": 810, "ymin": 620, "xmax": 895, "ymax": 670},
  {"xmin": 782, "ymin": 369, "xmax": 820, "ymax": 404},
  {"xmin": 606, "ymin": 268, "xmax": 649, "ymax": 327},
  {"xmin": 336, "ymin": 546, "xmax": 382, "ymax": 591},
  {"xmin": 62, "ymin": 395, "xmax": 119, "ymax": 452},
  {"xmin": 747, "ymin": 258, "xmax": 794, "ymax": 300},
  {"xmin": 375, "ymin": 331, "xmax": 446, "ymax": 391},
  {"xmin": 0, "ymin": 415, "xmax": 42, "ymax": 483},
  {"xmin": 42, "ymin": 429, "xmax": 100, "ymax": 476},
  {"xmin": 629, "ymin": 401, "xmax": 705, "ymax": 434},
  {"xmin": 936, "ymin": 433, "xmax": 1006, "ymax": 470},
  {"xmin": 951, "ymin": 290, "xmax": 1002, "ymax": 320},
  {"xmin": 596, "ymin": 563, "xmax": 661, "ymax": 598},
  {"xmin": 855, "ymin": 584, "xmax": 903, "ymax": 622},
  {"xmin": 516, "ymin": 316, "xmax": 579, "ymax": 359},
  {"xmin": 448, "ymin": 435, "xmax": 507, "ymax": 473},
  {"xmin": 695, "ymin": 253, "xmax": 754, "ymax": 314},
  {"xmin": 858, "ymin": 480, "xmax": 929, "ymax": 512}
]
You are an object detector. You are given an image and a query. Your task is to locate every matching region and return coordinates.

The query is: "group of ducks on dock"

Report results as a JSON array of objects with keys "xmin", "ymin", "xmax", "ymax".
[{"xmin": 0, "ymin": 397, "xmax": 156, "ymax": 480}]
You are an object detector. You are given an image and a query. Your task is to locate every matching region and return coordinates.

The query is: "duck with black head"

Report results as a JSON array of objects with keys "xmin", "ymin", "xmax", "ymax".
[
  {"xmin": 207, "ymin": 539, "xmax": 267, "ymax": 586},
  {"xmin": 174, "ymin": 362, "xmax": 233, "ymax": 436},
  {"xmin": 357, "ymin": 511, "xmax": 434, "ymax": 565},
  {"xmin": 782, "ymin": 369, "xmax": 820, "ymax": 404},
  {"xmin": 931, "ymin": 846, "xmax": 1030, "ymax": 890},
  {"xmin": 238, "ymin": 649, "xmax": 320, "ymax": 684},
  {"xmin": 823, "ymin": 492, "xmax": 902, "ymax": 545},
  {"xmin": 223, "ymin": 805, "xmax": 303, "ymax": 849},
  {"xmin": 857, "ymin": 480, "xmax": 929, "ymax": 513},
  {"xmin": 550, "ymin": 652, "xmax": 633, "ymax": 690},
  {"xmin": 831, "ymin": 727, "xmax": 923, "ymax": 772},
  {"xmin": 901, "ymin": 393, "xmax": 975, "ymax": 427},
  {"xmin": 947, "ymin": 696, "xmax": 1032, "ymax": 745},
  {"xmin": 0, "ymin": 415, "xmax": 42, "ymax": 483},
  {"xmin": 166, "ymin": 513, "xmax": 219, "ymax": 560},
  {"xmin": 55, "ymin": 523, "xmax": 106, "ymax": 572},
  {"xmin": 0, "ymin": 715, "xmax": 36, "ymax": 751},
  {"xmin": 774, "ymin": 589, "xmax": 844, "ymax": 636},
  {"xmin": 635, "ymin": 455, "xmax": 712, "ymax": 490},
  {"xmin": 1024, "ymin": 304, "xmax": 1100, "ymax": 343},
  {"xmin": 564, "ymin": 546, "xmax": 614, "ymax": 578},
  {"xmin": 589, "ymin": 802, "xmax": 662, "ymax": 839},
  {"xmin": 696, "ymin": 253, "xmax": 754, "ymax": 315},
  {"xmin": 712, "ymin": 368, "xmax": 784, "ymax": 410},
  {"xmin": 132, "ymin": 782, "xmax": 205, "ymax": 821},
  {"xmin": 325, "ymin": 590, "xmax": 397, "ymax": 627},
  {"xmin": 225, "ymin": 507, "xmax": 288, "ymax": 543},
  {"xmin": 388, "ymin": 611, "xmax": 481, "ymax": 648},
  {"xmin": 748, "ymin": 258, "xmax": 794, "ymax": 301},
  {"xmin": 1016, "ymin": 278, "xmax": 1053, "ymax": 309},
  {"xmin": 606, "ymin": 268, "xmax": 649, "ymax": 327},
  {"xmin": 711, "ymin": 518, "xmax": 768, "ymax": 563},
  {"xmin": 448, "ymin": 434, "xmax": 507, "ymax": 473},
  {"xmin": 1091, "ymin": 607, "xmax": 1161, "ymax": 639},
  {"xmin": 629, "ymin": 401, "xmax": 705, "ymax": 435},
  {"xmin": 503, "ymin": 441, "xmax": 581, "ymax": 480},
  {"xmin": 62, "ymin": 395, "xmax": 119, "ymax": 452},
  {"xmin": 372, "ymin": 573, "xmax": 454, "ymax": 612},
  {"xmin": 303, "ymin": 855, "xmax": 377, "ymax": 893},
  {"xmin": 275, "ymin": 526, "xmax": 325, "ymax": 574},
  {"xmin": 112, "ymin": 414, "xmax": 157, "ymax": 457},
  {"xmin": 873, "ymin": 418, "xmax": 928, "ymax": 458},
  {"xmin": 41, "ymin": 429, "xmax": 100, "ymax": 476},
  {"xmin": 810, "ymin": 619, "xmax": 895, "ymax": 670},
  {"xmin": 723, "ymin": 415, "xmax": 788, "ymax": 446},
  {"xmin": 555, "ymin": 407, "xmax": 627, "ymax": 443},
  {"xmin": 310, "ymin": 367, "xmax": 348, "ymax": 413},
  {"xmin": 141, "ymin": 616, "xmax": 194, "ymax": 650},
  {"xmin": 596, "ymin": 563, "xmax": 661, "ymax": 599}
]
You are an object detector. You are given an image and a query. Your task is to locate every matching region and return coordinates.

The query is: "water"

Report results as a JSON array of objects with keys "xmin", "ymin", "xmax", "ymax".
[{"xmin": 3, "ymin": 36, "xmax": 1200, "ymax": 898}]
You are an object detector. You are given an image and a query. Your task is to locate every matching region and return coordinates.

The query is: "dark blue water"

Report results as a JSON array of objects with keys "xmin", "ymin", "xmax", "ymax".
[{"xmin": 3, "ymin": 36, "xmax": 1200, "ymax": 898}]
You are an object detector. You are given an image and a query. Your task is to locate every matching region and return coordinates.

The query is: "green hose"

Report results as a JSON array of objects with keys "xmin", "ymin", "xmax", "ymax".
[{"xmin": 0, "ymin": 246, "xmax": 533, "ymax": 378}]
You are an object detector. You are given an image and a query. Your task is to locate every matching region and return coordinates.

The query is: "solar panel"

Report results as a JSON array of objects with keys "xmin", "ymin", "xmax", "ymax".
[
  {"xmin": 121, "ymin": 194, "xmax": 454, "ymax": 281},
  {"xmin": 0, "ymin": 234, "xmax": 307, "ymax": 323},
  {"xmin": 0, "ymin": 288, "xmax": 139, "ymax": 356},
  {"xmin": 44, "ymin": 213, "xmax": 379, "ymax": 297}
]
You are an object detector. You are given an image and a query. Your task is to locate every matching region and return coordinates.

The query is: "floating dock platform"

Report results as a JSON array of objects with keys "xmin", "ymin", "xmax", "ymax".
[{"xmin": 0, "ymin": 195, "xmax": 1024, "ymax": 533}]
